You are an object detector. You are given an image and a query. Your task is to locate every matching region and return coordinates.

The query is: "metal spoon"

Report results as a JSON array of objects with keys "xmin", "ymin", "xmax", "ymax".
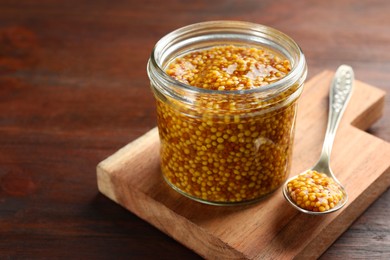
[{"xmin": 283, "ymin": 65, "xmax": 354, "ymax": 215}]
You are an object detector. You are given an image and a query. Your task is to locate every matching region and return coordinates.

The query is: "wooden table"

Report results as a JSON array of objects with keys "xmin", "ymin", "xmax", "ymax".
[{"xmin": 1, "ymin": 0, "xmax": 389, "ymax": 258}]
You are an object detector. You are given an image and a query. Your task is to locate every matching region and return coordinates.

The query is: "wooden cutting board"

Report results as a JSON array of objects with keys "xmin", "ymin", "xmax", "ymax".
[{"xmin": 97, "ymin": 71, "xmax": 390, "ymax": 259}]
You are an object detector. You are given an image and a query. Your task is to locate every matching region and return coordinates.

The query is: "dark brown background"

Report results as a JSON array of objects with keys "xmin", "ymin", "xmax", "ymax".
[{"xmin": 0, "ymin": 0, "xmax": 389, "ymax": 259}]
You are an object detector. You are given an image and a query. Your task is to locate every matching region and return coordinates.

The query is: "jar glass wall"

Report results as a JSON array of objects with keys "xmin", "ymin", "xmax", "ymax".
[{"xmin": 147, "ymin": 21, "xmax": 307, "ymax": 205}]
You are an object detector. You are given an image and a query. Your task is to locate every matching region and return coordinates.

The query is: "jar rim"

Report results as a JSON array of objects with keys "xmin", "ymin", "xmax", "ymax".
[{"xmin": 148, "ymin": 20, "xmax": 307, "ymax": 97}]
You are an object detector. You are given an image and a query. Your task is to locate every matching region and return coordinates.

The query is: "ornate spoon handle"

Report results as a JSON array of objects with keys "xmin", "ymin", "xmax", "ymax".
[{"xmin": 321, "ymin": 65, "xmax": 354, "ymax": 158}]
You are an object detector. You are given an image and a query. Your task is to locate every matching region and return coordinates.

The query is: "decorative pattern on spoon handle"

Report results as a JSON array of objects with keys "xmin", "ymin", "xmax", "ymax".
[
  {"xmin": 322, "ymin": 65, "xmax": 354, "ymax": 157},
  {"xmin": 332, "ymin": 66, "xmax": 354, "ymax": 113}
]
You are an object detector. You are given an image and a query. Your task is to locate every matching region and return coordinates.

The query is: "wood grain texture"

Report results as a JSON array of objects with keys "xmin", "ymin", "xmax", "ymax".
[
  {"xmin": 0, "ymin": 0, "xmax": 389, "ymax": 259},
  {"xmin": 97, "ymin": 72, "xmax": 390, "ymax": 259}
]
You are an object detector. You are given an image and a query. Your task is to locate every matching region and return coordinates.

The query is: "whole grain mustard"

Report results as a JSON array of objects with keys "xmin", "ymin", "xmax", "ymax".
[
  {"xmin": 286, "ymin": 170, "xmax": 344, "ymax": 212},
  {"xmin": 155, "ymin": 45, "xmax": 301, "ymax": 204},
  {"xmin": 166, "ymin": 46, "xmax": 290, "ymax": 90}
]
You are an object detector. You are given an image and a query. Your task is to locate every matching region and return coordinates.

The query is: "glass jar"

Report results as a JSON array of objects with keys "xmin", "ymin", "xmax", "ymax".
[{"xmin": 147, "ymin": 21, "xmax": 307, "ymax": 205}]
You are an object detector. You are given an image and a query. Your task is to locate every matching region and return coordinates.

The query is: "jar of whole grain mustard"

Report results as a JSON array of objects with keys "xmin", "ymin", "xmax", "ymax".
[{"xmin": 147, "ymin": 21, "xmax": 307, "ymax": 205}]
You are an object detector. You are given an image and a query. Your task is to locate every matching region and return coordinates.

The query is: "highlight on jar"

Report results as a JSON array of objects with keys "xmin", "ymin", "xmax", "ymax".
[{"xmin": 147, "ymin": 21, "xmax": 307, "ymax": 205}]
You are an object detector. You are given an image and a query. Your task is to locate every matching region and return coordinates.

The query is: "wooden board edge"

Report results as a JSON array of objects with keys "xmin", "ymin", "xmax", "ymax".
[
  {"xmin": 351, "ymin": 82, "xmax": 386, "ymax": 131},
  {"xmin": 96, "ymin": 126, "xmax": 159, "ymax": 201},
  {"xmin": 96, "ymin": 163, "xmax": 118, "ymax": 203},
  {"xmin": 98, "ymin": 127, "xmax": 159, "ymax": 172}
]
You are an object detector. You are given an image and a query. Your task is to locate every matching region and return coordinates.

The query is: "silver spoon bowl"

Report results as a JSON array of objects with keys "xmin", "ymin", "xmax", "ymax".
[{"xmin": 283, "ymin": 65, "xmax": 354, "ymax": 215}]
